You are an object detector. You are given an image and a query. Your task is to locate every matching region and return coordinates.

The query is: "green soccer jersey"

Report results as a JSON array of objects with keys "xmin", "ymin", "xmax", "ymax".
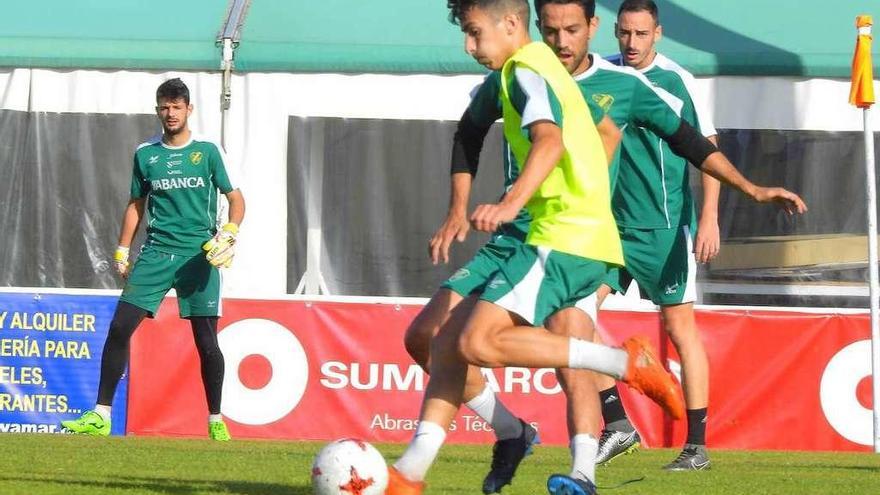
[
  {"xmin": 465, "ymin": 53, "xmax": 699, "ymax": 233},
  {"xmin": 130, "ymin": 135, "xmax": 237, "ymax": 255},
  {"xmin": 606, "ymin": 52, "xmax": 717, "ymax": 229},
  {"xmin": 575, "ymin": 55, "xmax": 684, "ymax": 193},
  {"xmin": 465, "ymin": 70, "xmax": 605, "ymax": 240}
]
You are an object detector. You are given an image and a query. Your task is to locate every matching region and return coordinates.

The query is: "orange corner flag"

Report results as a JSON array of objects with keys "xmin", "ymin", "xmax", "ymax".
[{"xmin": 850, "ymin": 15, "xmax": 875, "ymax": 108}]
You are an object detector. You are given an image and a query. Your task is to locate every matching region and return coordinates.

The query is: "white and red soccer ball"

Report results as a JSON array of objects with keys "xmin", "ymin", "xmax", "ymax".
[{"xmin": 311, "ymin": 438, "xmax": 389, "ymax": 495}]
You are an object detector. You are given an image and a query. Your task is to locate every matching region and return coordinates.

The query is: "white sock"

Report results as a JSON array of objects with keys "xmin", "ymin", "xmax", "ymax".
[
  {"xmin": 570, "ymin": 434, "xmax": 598, "ymax": 483},
  {"xmin": 209, "ymin": 414, "xmax": 223, "ymax": 423},
  {"xmin": 94, "ymin": 405, "xmax": 111, "ymax": 421},
  {"xmin": 567, "ymin": 338, "xmax": 627, "ymax": 379},
  {"xmin": 465, "ymin": 386, "xmax": 523, "ymax": 441},
  {"xmin": 393, "ymin": 421, "xmax": 447, "ymax": 482}
]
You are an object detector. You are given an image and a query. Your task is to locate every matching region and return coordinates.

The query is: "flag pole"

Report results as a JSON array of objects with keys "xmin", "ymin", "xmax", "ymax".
[
  {"xmin": 851, "ymin": 14, "xmax": 879, "ymax": 453},
  {"xmin": 865, "ymin": 92, "xmax": 880, "ymax": 455}
]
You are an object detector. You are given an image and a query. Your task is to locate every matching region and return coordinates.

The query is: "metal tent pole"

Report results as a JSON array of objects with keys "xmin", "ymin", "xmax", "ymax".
[
  {"xmin": 217, "ymin": 0, "xmax": 251, "ymax": 150},
  {"xmin": 294, "ymin": 120, "xmax": 330, "ymax": 295}
]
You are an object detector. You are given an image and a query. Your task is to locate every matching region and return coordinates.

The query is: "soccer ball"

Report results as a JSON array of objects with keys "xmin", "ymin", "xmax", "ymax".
[{"xmin": 311, "ymin": 438, "xmax": 389, "ymax": 495}]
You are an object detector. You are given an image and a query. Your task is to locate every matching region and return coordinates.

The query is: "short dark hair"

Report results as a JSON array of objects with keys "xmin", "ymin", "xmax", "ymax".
[
  {"xmin": 447, "ymin": 0, "xmax": 530, "ymax": 26},
  {"xmin": 617, "ymin": 0, "xmax": 658, "ymax": 23},
  {"xmin": 533, "ymin": 0, "xmax": 596, "ymax": 20},
  {"xmin": 156, "ymin": 78, "xmax": 190, "ymax": 105}
]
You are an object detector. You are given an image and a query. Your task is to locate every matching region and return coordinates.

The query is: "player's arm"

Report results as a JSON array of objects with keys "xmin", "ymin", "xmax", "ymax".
[
  {"xmin": 113, "ymin": 197, "xmax": 145, "ymax": 278},
  {"xmin": 700, "ymin": 152, "xmax": 806, "ymax": 214},
  {"xmin": 470, "ymin": 67, "xmax": 563, "ymax": 232},
  {"xmin": 666, "ymin": 124, "xmax": 807, "ymax": 214},
  {"xmin": 642, "ymin": 82, "xmax": 806, "ymax": 215},
  {"xmin": 117, "ymin": 198, "xmax": 144, "ymax": 249},
  {"xmin": 471, "ymin": 120, "xmax": 562, "ymax": 232},
  {"xmin": 203, "ymin": 147, "xmax": 245, "ymax": 268},
  {"xmin": 430, "ymin": 171, "xmax": 473, "ymax": 265},
  {"xmin": 678, "ymin": 70, "xmax": 722, "ymax": 262},
  {"xmin": 115, "ymin": 154, "xmax": 150, "ymax": 278},
  {"xmin": 430, "ymin": 73, "xmax": 500, "ymax": 263},
  {"xmin": 696, "ymin": 135, "xmax": 721, "ymax": 263},
  {"xmin": 225, "ymin": 188, "xmax": 245, "ymax": 227}
]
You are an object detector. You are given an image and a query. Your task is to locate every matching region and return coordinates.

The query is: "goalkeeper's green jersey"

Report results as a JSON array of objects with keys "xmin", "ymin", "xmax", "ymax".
[
  {"xmin": 606, "ymin": 52, "xmax": 717, "ymax": 229},
  {"xmin": 466, "ymin": 52, "xmax": 694, "ymax": 235},
  {"xmin": 130, "ymin": 134, "xmax": 237, "ymax": 256}
]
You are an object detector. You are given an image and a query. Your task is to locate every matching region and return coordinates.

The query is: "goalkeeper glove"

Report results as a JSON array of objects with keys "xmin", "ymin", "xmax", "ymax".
[
  {"xmin": 114, "ymin": 246, "xmax": 130, "ymax": 278},
  {"xmin": 203, "ymin": 223, "xmax": 238, "ymax": 268}
]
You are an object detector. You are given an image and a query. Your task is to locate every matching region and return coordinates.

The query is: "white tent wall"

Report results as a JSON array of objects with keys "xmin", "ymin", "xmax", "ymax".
[
  {"xmin": 705, "ymin": 76, "xmax": 879, "ymax": 131},
  {"xmin": 0, "ymin": 68, "xmax": 285, "ymax": 296},
  {"xmin": 1, "ymin": 68, "xmax": 878, "ymax": 301}
]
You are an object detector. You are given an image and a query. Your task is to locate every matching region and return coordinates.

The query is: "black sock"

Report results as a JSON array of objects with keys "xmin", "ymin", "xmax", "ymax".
[
  {"xmin": 686, "ymin": 408, "xmax": 708, "ymax": 446},
  {"xmin": 97, "ymin": 302, "xmax": 147, "ymax": 405},
  {"xmin": 599, "ymin": 385, "xmax": 631, "ymax": 430},
  {"xmin": 191, "ymin": 317, "xmax": 224, "ymax": 415}
]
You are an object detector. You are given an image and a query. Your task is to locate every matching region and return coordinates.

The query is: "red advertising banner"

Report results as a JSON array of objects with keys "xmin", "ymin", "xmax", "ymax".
[{"xmin": 127, "ymin": 299, "xmax": 873, "ymax": 452}]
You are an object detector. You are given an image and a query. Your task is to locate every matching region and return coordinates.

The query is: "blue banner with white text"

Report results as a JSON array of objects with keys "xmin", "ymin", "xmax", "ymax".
[{"xmin": 0, "ymin": 291, "xmax": 126, "ymax": 435}]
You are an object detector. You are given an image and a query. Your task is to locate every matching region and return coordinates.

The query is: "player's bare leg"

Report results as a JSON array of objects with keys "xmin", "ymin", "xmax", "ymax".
[
  {"xmin": 392, "ymin": 299, "xmax": 683, "ymax": 492},
  {"xmin": 593, "ymin": 292, "xmax": 711, "ymax": 470},
  {"xmin": 544, "ymin": 307, "xmax": 603, "ymax": 490},
  {"xmin": 659, "ymin": 302, "xmax": 710, "ymax": 470},
  {"xmin": 403, "ymin": 289, "xmax": 529, "ymax": 440},
  {"xmin": 391, "ymin": 297, "xmax": 479, "ymax": 491},
  {"xmin": 593, "ymin": 284, "xmax": 645, "ymax": 464},
  {"xmin": 403, "ymin": 288, "xmax": 464, "ymax": 371},
  {"xmin": 457, "ymin": 301, "xmax": 682, "ymax": 417},
  {"xmin": 400, "ymin": 291, "xmax": 537, "ymax": 494}
]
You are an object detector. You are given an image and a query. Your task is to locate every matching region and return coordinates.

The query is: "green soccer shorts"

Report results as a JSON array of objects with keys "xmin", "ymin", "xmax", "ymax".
[
  {"xmin": 120, "ymin": 245, "xmax": 222, "ymax": 318},
  {"xmin": 480, "ymin": 243, "xmax": 612, "ymax": 326},
  {"xmin": 441, "ymin": 234, "xmax": 523, "ymax": 297},
  {"xmin": 604, "ymin": 224, "xmax": 697, "ymax": 305}
]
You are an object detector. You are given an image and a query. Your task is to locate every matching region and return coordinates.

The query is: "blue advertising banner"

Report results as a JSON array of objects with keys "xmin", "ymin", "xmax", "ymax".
[{"xmin": 0, "ymin": 291, "xmax": 126, "ymax": 435}]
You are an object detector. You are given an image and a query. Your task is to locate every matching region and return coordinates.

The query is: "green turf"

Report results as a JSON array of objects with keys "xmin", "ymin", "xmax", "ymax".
[{"xmin": 1, "ymin": 434, "xmax": 878, "ymax": 494}]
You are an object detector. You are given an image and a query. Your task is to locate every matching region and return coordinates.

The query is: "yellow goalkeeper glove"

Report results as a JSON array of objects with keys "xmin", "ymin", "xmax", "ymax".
[
  {"xmin": 203, "ymin": 223, "xmax": 238, "ymax": 268},
  {"xmin": 114, "ymin": 246, "xmax": 130, "ymax": 278}
]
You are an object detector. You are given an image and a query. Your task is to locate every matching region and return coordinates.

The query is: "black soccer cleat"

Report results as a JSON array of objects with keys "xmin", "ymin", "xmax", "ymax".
[
  {"xmin": 481, "ymin": 419, "xmax": 540, "ymax": 494},
  {"xmin": 663, "ymin": 444, "xmax": 711, "ymax": 471}
]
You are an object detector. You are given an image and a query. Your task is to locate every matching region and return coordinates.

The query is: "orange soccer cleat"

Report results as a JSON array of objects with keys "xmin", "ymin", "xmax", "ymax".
[
  {"xmin": 386, "ymin": 467, "xmax": 425, "ymax": 495},
  {"xmin": 621, "ymin": 336, "xmax": 685, "ymax": 420}
]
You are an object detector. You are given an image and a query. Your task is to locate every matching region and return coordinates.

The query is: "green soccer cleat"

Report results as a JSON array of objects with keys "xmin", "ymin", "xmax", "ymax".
[
  {"xmin": 209, "ymin": 420, "xmax": 231, "ymax": 441},
  {"xmin": 61, "ymin": 410, "xmax": 110, "ymax": 436}
]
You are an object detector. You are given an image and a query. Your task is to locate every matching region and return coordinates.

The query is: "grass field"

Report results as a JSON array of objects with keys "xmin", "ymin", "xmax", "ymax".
[{"xmin": 2, "ymin": 434, "xmax": 879, "ymax": 494}]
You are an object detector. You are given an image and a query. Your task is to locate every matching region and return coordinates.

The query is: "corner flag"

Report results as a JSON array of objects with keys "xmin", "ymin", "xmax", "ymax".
[
  {"xmin": 850, "ymin": 13, "xmax": 880, "ymax": 455},
  {"xmin": 850, "ymin": 15, "xmax": 875, "ymax": 108}
]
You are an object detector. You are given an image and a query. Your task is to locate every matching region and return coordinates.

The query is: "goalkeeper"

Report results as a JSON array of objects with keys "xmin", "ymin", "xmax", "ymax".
[{"xmin": 62, "ymin": 78, "xmax": 246, "ymax": 441}]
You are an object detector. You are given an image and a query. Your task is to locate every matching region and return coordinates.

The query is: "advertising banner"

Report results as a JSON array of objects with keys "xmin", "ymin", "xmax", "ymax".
[
  {"xmin": 125, "ymin": 299, "xmax": 873, "ymax": 451},
  {"xmin": 0, "ymin": 291, "xmax": 127, "ymax": 435}
]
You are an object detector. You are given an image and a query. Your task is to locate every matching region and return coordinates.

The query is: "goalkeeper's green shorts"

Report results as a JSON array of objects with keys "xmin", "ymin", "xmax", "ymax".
[{"xmin": 120, "ymin": 245, "xmax": 222, "ymax": 318}]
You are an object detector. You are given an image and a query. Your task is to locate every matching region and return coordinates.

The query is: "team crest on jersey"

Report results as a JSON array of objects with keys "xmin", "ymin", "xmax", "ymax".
[
  {"xmin": 592, "ymin": 93, "xmax": 615, "ymax": 112},
  {"xmin": 189, "ymin": 151, "xmax": 203, "ymax": 165}
]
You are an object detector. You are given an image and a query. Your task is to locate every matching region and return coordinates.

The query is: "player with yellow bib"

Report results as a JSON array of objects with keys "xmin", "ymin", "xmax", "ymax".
[{"xmin": 386, "ymin": 2, "xmax": 684, "ymax": 494}]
